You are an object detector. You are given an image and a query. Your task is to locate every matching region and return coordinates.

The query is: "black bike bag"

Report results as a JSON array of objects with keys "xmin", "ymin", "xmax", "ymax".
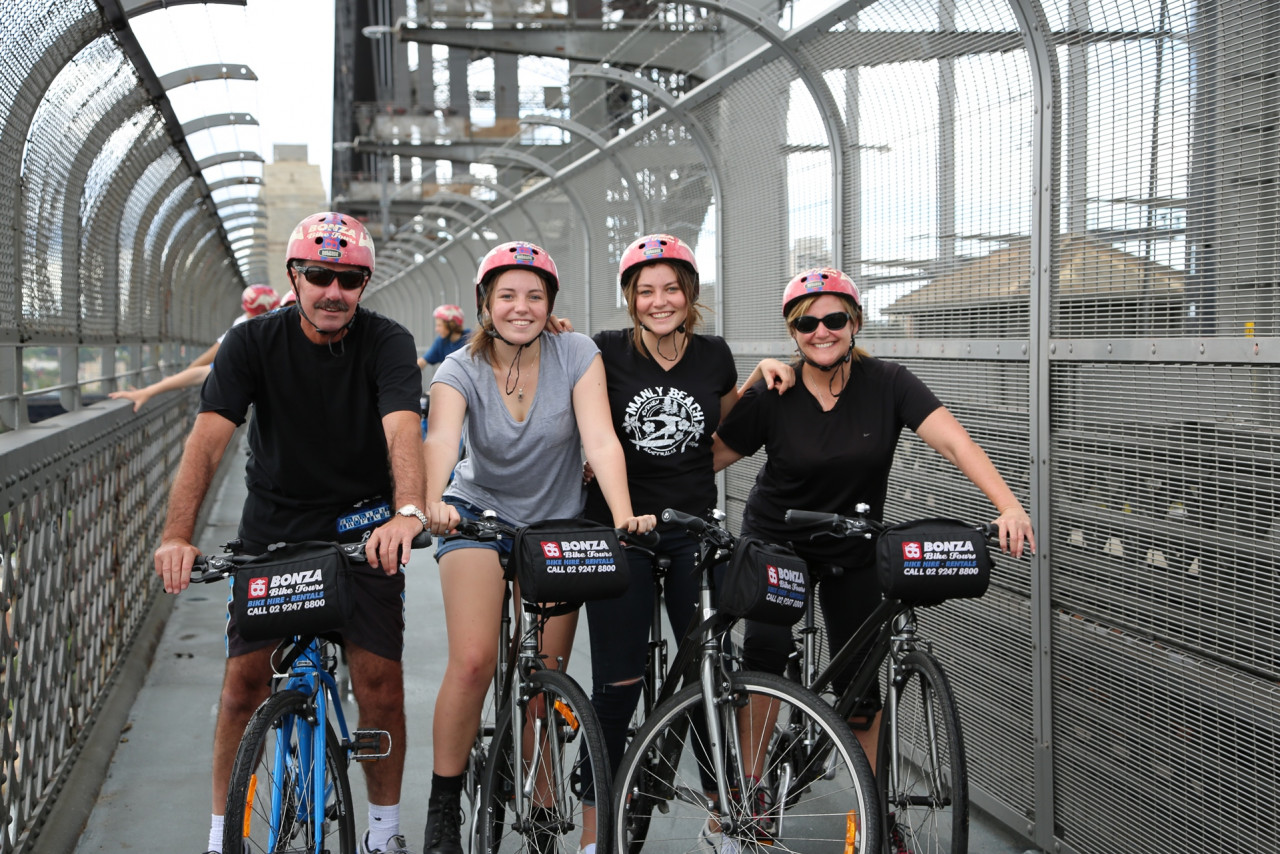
[
  {"xmin": 513, "ymin": 518, "xmax": 630, "ymax": 605},
  {"xmin": 231, "ymin": 541, "xmax": 354, "ymax": 641},
  {"xmin": 875, "ymin": 518, "xmax": 991, "ymax": 604}
]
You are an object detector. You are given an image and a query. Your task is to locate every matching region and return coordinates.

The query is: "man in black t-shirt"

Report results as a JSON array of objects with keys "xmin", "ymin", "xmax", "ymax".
[{"xmin": 154, "ymin": 212, "xmax": 427, "ymax": 854}]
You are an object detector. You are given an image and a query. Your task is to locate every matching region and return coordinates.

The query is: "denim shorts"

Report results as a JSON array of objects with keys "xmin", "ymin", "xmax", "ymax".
[{"xmin": 434, "ymin": 499, "xmax": 516, "ymax": 560}]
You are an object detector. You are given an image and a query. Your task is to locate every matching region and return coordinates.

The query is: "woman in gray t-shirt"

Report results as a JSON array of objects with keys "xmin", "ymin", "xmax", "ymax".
[{"xmin": 419, "ymin": 241, "xmax": 657, "ymax": 854}]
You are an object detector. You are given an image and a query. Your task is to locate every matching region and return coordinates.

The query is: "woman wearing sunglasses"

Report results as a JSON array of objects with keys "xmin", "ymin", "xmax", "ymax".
[{"xmin": 711, "ymin": 267, "xmax": 1035, "ymax": 775}]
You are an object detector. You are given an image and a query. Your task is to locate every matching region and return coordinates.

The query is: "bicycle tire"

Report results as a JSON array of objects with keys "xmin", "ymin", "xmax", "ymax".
[
  {"xmin": 878, "ymin": 650, "xmax": 968, "ymax": 854},
  {"xmin": 478, "ymin": 669, "xmax": 612, "ymax": 854},
  {"xmin": 613, "ymin": 670, "xmax": 880, "ymax": 854},
  {"xmin": 224, "ymin": 689, "xmax": 356, "ymax": 854}
]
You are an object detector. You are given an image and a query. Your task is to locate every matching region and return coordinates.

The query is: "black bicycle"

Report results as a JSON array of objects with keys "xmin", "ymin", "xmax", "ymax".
[
  {"xmin": 613, "ymin": 508, "xmax": 880, "ymax": 854},
  {"xmin": 453, "ymin": 512, "xmax": 657, "ymax": 854},
  {"xmin": 784, "ymin": 505, "xmax": 998, "ymax": 854}
]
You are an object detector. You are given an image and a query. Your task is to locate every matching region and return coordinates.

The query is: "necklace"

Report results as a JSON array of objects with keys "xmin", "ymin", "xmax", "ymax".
[{"xmin": 518, "ymin": 387, "xmax": 525, "ymax": 402}]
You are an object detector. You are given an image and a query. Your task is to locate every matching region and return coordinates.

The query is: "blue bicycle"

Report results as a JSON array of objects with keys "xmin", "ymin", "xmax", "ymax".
[{"xmin": 194, "ymin": 532, "xmax": 429, "ymax": 854}]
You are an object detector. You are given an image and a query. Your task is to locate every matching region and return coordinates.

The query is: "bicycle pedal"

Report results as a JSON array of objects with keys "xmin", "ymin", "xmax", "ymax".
[{"xmin": 348, "ymin": 729, "xmax": 391, "ymax": 760}]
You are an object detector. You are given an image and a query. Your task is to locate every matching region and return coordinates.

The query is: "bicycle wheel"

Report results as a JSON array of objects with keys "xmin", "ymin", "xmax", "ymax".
[
  {"xmin": 878, "ymin": 651, "xmax": 968, "ymax": 854},
  {"xmin": 614, "ymin": 670, "xmax": 880, "ymax": 854},
  {"xmin": 478, "ymin": 669, "xmax": 611, "ymax": 854},
  {"xmin": 225, "ymin": 689, "xmax": 356, "ymax": 854}
]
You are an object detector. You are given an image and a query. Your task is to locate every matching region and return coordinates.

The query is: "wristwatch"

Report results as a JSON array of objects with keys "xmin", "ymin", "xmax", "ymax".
[{"xmin": 396, "ymin": 504, "xmax": 429, "ymax": 531}]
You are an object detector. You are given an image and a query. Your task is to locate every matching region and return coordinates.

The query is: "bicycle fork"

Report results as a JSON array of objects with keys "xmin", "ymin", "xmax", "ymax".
[{"xmin": 883, "ymin": 612, "xmax": 947, "ymax": 810}]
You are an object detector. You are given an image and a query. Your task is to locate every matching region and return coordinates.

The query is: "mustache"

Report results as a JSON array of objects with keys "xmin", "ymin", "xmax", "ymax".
[{"xmin": 314, "ymin": 299, "xmax": 349, "ymax": 312}]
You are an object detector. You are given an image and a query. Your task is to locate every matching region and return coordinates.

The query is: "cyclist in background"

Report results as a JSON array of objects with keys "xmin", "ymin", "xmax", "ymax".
[
  {"xmin": 417, "ymin": 303, "xmax": 470, "ymax": 371},
  {"xmin": 712, "ymin": 267, "xmax": 1035, "ymax": 774},
  {"xmin": 577, "ymin": 234, "xmax": 791, "ymax": 854},
  {"xmin": 108, "ymin": 284, "xmax": 279, "ymax": 412},
  {"xmin": 420, "ymin": 240, "xmax": 656, "ymax": 854},
  {"xmin": 152, "ymin": 212, "xmax": 428, "ymax": 854},
  {"xmin": 417, "ymin": 304, "xmax": 470, "ymax": 439}
]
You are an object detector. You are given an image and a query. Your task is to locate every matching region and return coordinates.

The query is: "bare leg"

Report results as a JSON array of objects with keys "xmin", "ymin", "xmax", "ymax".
[
  {"xmin": 347, "ymin": 643, "xmax": 407, "ymax": 805},
  {"xmin": 211, "ymin": 647, "xmax": 275, "ymax": 813}
]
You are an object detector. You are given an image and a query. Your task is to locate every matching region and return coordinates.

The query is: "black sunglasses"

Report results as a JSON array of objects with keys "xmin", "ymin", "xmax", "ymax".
[
  {"xmin": 791, "ymin": 311, "xmax": 851, "ymax": 334},
  {"xmin": 291, "ymin": 264, "xmax": 368, "ymax": 290}
]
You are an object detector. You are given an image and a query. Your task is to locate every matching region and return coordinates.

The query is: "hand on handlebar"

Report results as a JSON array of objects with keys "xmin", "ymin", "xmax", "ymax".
[
  {"xmin": 365, "ymin": 513, "xmax": 426, "ymax": 573},
  {"xmin": 428, "ymin": 501, "xmax": 461, "ymax": 537},
  {"xmin": 155, "ymin": 538, "xmax": 202, "ymax": 594},
  {"xmin": 993, "ymin": 505, "xmax": 1035, "ymax": 559},
  {"xmin": 615, "ymin": 514, "xmax": 657, "ymax": 535}
]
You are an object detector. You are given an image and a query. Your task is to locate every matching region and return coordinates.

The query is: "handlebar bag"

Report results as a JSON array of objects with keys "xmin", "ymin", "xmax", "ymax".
[
  {"xmin": 513, "ymin": 519, "xmax": 630, "ymax": 605},
  {"xmin": 875, "ymin": 518, "xmax": 991, "ymax": 604},
  {"xmin": 720, "ymin": 536, "xmax": 809, "ymax": 626},
  {"xmin": 232, "ymin": 541, "xmax": 355, "ymax": 641}
]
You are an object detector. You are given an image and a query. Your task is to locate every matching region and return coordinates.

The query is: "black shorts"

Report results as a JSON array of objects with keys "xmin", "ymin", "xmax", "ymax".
[{"xmin": 225, "ymin": 560, "xmax": 406, "ymax": 662}]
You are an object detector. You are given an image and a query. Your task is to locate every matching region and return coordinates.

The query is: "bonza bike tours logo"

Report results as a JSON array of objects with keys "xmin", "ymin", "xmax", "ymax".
[
  {"xmin": 248, "ymin": 576, "xmax": 269, "ymax": 599},
  {"xmin": 901, "ymin": 541, "xmax": 923, "ymax": 561},
  {"xmin": 541, "ymin": 541, "xmax": 562, "ymax": 559}
]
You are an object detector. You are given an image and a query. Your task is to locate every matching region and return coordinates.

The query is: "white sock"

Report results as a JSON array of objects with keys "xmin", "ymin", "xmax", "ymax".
[
  {"xmin": 366, "ymin": 802, "xmax": 401, "ymax": 849},
  {"xmin": 581, "ymin": 843, "xmax": 598, "ymax": 854},
  {"xmin": 208, "ymin": 814, "xmax": 225, "ymax": 853}
]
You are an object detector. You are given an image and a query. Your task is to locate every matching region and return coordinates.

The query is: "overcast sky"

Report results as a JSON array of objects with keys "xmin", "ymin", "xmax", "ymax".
[{"xmin": 130, "ymin": 0, "xmax": 336, "ymax": 198}]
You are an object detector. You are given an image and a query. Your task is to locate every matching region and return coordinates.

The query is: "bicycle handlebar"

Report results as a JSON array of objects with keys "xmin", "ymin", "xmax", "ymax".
[
  {"xmin": 661, "ymin": 508, "xmax": 735, "ymax": 549},
  {"xmin": 191, "ymin": 530, "xmax": 433, "ymax": 583},
  {"xmin": 453, "ymin": 514, "xmax": 662, "ymax": 551},
  {"xmin": 783, "ymin": 507, "xmax": 998, "ymax": 541}
]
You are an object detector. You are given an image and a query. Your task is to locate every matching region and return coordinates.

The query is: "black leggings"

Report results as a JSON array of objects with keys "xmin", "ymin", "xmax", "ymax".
[
  {"xmin": 741, "ymin": 562, "xmax": 883, "ymax": 711},
  {"xmin": 582, "ymin": 528, "xmax": 702, "ymax": 789}
]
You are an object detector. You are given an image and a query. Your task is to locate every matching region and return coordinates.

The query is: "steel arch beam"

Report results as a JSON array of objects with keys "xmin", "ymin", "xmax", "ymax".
[
  {"xmin": 519, "ymin": 115, "xmax": 647, "ymax": 235},
  {"xmin": 206, "ymin": 175, "xmax": 264, "ymax": 194},
  {"xmin": 441, "ymin": 175, "xmax": 549, "ymax": 248},
  {"xmin": 124, "ymin": 0, "xmax": 245, "ymax": 15},
  {"xmin": 570, "ymin": 65, "xmax": 726, "ymax": 331},
  {"xmin": 181, "ymin": 112, "xmax": 258, "ymax": 137},
  {"xmin": 158, "ymin": 63, "xmax": 258, "ymax": 90},
  {"xmin": 198, "ymin": 150, "xmax": 265, "ymax": 171}
]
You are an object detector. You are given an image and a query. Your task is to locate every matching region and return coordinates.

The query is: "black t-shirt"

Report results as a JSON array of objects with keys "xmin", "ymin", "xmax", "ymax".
[
  {"xmin": 716, "ymin": 356, "xmax": 942, "ymax": 566},
  {"xmin": 584, "ymin": 330, "xmax": 737, "ymax": 523},
  {"xmin": 201, "ymin": 306, "xmax": 421, "ymax": 546}
]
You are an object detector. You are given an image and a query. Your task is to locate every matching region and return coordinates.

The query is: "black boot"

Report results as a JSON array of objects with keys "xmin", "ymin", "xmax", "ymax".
[{"xmin": 423, "ymin": 789, "xmax": 464, "ymax": 854}]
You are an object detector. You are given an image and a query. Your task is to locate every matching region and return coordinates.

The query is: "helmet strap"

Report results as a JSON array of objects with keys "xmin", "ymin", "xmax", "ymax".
[
  {"xmin": 640, "ymin": 323, "xmax": 687, "ymax": 363},
  {"xmin": 798, "ymin": 342, "xmax": 854, "ymax": 397}
]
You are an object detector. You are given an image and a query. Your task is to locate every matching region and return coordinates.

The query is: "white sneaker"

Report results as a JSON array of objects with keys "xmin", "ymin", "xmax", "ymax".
[
  {"xmin": 362, "ymin": 831, "xmax": 414, "ymax": 854},
  {"xmin": 697, "ymin": 822, "xmax": 740, "ymax": 854}
]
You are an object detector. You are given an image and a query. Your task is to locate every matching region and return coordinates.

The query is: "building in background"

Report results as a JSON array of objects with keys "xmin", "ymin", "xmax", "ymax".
[{"xmin": 263, "ymin": 144, "xmax": 328, "ymax": 294}]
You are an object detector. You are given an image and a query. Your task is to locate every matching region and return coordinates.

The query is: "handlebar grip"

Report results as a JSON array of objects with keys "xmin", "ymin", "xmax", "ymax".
[
  {"xmin": 661, "ymin": 508, "xmax": 707, "ymax": 535},
  {"xmin": 784, "ymin": 509, "xmax": 845, "ymax": 529},
  {"xmin": 620, "ymin": 528, "xmax": 661, "ymax": 550},
  {"xmin": 411, "ymin": 530, "xmax": 433, "ymax": 549}
]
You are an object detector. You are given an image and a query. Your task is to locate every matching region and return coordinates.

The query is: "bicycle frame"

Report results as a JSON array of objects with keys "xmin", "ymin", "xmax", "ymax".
[{"xmin": 266, "ymin": 639, "xmax": 353, "ymax": 852}]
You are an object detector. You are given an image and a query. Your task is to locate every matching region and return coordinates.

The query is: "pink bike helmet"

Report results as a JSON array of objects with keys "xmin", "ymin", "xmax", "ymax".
[
  {"xmin": 475, "ymin": 242, "xmax": 560, "ymax": 314},
  {"xmin": 279, "ymin": 289, "xmax": 297, "ymax": 306},
  {"xmin": 782, "ymin": 268, "xmax": 861, "ymax": 317},
  {"xmin": 241, "ymin": 284, "xmax": 279, "ymax": 316},
  {"xmin": 433, "ymin": 304, "xmax": 465, "ymax": 326},
  {"xmin": 285, "ymin": 211, "xmax": 375, "ymax": 273},
  {"xmin": 618, "ymin": 234, "xmax": 699, "ymax": 297}
]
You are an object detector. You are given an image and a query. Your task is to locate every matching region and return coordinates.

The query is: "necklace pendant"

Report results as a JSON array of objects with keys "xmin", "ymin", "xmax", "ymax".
[{"xmin": 518, "ymin": 389, "xmax": 525, "ymax": 402}]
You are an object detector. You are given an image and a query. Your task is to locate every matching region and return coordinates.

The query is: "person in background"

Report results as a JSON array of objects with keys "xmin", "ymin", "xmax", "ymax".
[
  {"xmin": 108, "ymin": 284, "xmax": 279, "ymax": 412},
  {"xmin": 416, "ymin": 304, "xmax": 469, "ymax": 371}
]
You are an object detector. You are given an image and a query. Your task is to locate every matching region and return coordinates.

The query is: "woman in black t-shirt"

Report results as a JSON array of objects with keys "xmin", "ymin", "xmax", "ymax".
[
  {"xmin": 579, "ymin": 234, "xmax": 786, "ymax": 854},
  {"xmin": 712, "ymin": 267, "xmax": 1035, "ymax": 774}
]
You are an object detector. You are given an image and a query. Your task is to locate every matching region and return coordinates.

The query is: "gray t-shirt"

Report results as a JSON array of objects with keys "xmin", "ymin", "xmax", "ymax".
[{"xmin": 434, "ymin": 332, "xmax": 600, "ymax": 525}]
